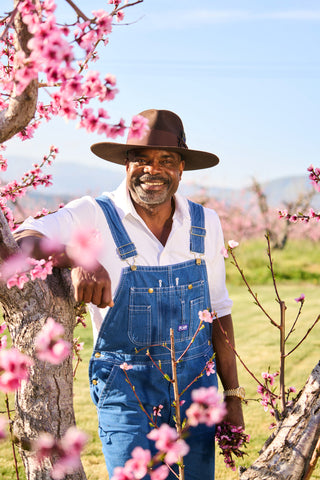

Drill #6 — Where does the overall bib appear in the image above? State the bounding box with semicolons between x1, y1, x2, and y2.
89;196;218;479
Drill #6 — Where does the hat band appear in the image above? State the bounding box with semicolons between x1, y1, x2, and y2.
126;128;188;149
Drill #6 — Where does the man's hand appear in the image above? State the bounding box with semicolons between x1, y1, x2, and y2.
224;397;245;428
71;264;113;308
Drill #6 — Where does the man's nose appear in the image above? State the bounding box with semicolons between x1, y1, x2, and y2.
143;160;162;174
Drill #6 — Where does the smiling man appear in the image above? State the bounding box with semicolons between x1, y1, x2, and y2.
15;109;244;480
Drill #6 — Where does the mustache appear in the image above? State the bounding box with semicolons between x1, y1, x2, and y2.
135;174;169;184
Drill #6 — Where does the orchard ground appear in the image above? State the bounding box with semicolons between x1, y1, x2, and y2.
0;238;319;479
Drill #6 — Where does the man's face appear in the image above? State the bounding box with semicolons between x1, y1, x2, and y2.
126;148;185;207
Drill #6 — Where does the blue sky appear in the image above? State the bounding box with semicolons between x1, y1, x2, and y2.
4;0;320;189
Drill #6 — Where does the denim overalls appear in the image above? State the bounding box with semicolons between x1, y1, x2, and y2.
89;196;218;480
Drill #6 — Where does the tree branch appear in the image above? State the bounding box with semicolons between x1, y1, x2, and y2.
0;0;38;144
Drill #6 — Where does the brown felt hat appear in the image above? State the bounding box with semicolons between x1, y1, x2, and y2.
90;109;219;171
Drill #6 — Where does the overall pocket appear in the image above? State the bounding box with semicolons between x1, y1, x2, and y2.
128;280;208;346
89;358;118;407
128;303;152;346
174;279;206;343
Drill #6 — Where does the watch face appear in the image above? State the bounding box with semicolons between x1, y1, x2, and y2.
239;387;245;399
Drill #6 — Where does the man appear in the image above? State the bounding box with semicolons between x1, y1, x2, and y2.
15;109;244;479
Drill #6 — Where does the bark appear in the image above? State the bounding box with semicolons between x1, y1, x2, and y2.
0;0;38;144
0;210;87;479
240;361;320;480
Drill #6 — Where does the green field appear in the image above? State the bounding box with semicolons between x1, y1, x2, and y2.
0;239;319;479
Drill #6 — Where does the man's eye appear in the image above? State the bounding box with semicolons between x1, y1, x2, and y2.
161;159;174;166
135;159;148;165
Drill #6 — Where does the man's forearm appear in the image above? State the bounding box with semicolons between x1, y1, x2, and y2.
13;229;73;268
212;313;245;426
211;313;240;390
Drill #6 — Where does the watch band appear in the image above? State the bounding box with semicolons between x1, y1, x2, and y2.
223;386;245;400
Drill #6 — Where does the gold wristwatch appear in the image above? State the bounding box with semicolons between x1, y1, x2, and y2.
223;386;245;401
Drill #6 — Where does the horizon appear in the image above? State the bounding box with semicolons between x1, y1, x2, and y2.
3;0;319;189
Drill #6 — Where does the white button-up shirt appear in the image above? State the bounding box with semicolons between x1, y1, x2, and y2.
17;180;232;343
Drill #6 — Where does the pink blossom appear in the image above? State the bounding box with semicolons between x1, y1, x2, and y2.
257;384;264;395
125;447;151;479
59;426;88;457
35;318;71;365
198;309;213;323
34;432;56;463
0;323;6;335
105;73;117;86
150;465;169;480
34;427;87;480
288;386;296;393
0;347;33;392
0;416;7;440
116;11;125;22
262;371;275;386
29;258;53;281
147;424;189;465
0;336;7;350
215;422;250;471
153;404;163;417
120;362;133;371
228;240;239;249
66;228;102;271
73;338;84;357
111;466;134;480
205;360;216;376
220;246;229;258
128;115;150;140
40;236;64;255
186;386;226;427
294;293;305;303
0;253;29;282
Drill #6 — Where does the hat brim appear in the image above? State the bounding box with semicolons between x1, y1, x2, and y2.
90;142;219;171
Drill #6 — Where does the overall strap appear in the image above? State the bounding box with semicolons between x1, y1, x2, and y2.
188;200;206;255
96;195;137;260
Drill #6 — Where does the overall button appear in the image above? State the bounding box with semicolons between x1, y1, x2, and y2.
92;379;98;385
148;288;154;293
95;352;101;358
188;284;193;290
196;258;201;265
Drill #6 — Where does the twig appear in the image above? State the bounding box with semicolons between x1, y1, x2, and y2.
279;300;286;411
266;234;282;304
215;315;277;399
170;329;185;480
73;355;82;378
146;350;173;382
5;394;20;480
178;359;210;399
64;0;90;22
302;435;320;480
115;0;144;14
285;300;304;342
121;369;155;426
284;315;320;358
229;248;280;329
0;6;18;42
176;320;204;363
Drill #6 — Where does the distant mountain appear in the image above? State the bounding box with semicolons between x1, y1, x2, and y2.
180;175;319;209
3;158;319;212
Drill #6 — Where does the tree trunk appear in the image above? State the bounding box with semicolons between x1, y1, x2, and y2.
0;0;38;144
0;210;87;479
240;361;320;480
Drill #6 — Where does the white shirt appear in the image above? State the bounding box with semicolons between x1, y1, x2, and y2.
17;180;232;343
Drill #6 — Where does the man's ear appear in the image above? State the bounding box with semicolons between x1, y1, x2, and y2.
179;160;185;179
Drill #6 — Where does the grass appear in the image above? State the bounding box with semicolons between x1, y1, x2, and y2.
0;238;320;479
225;238;320;286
